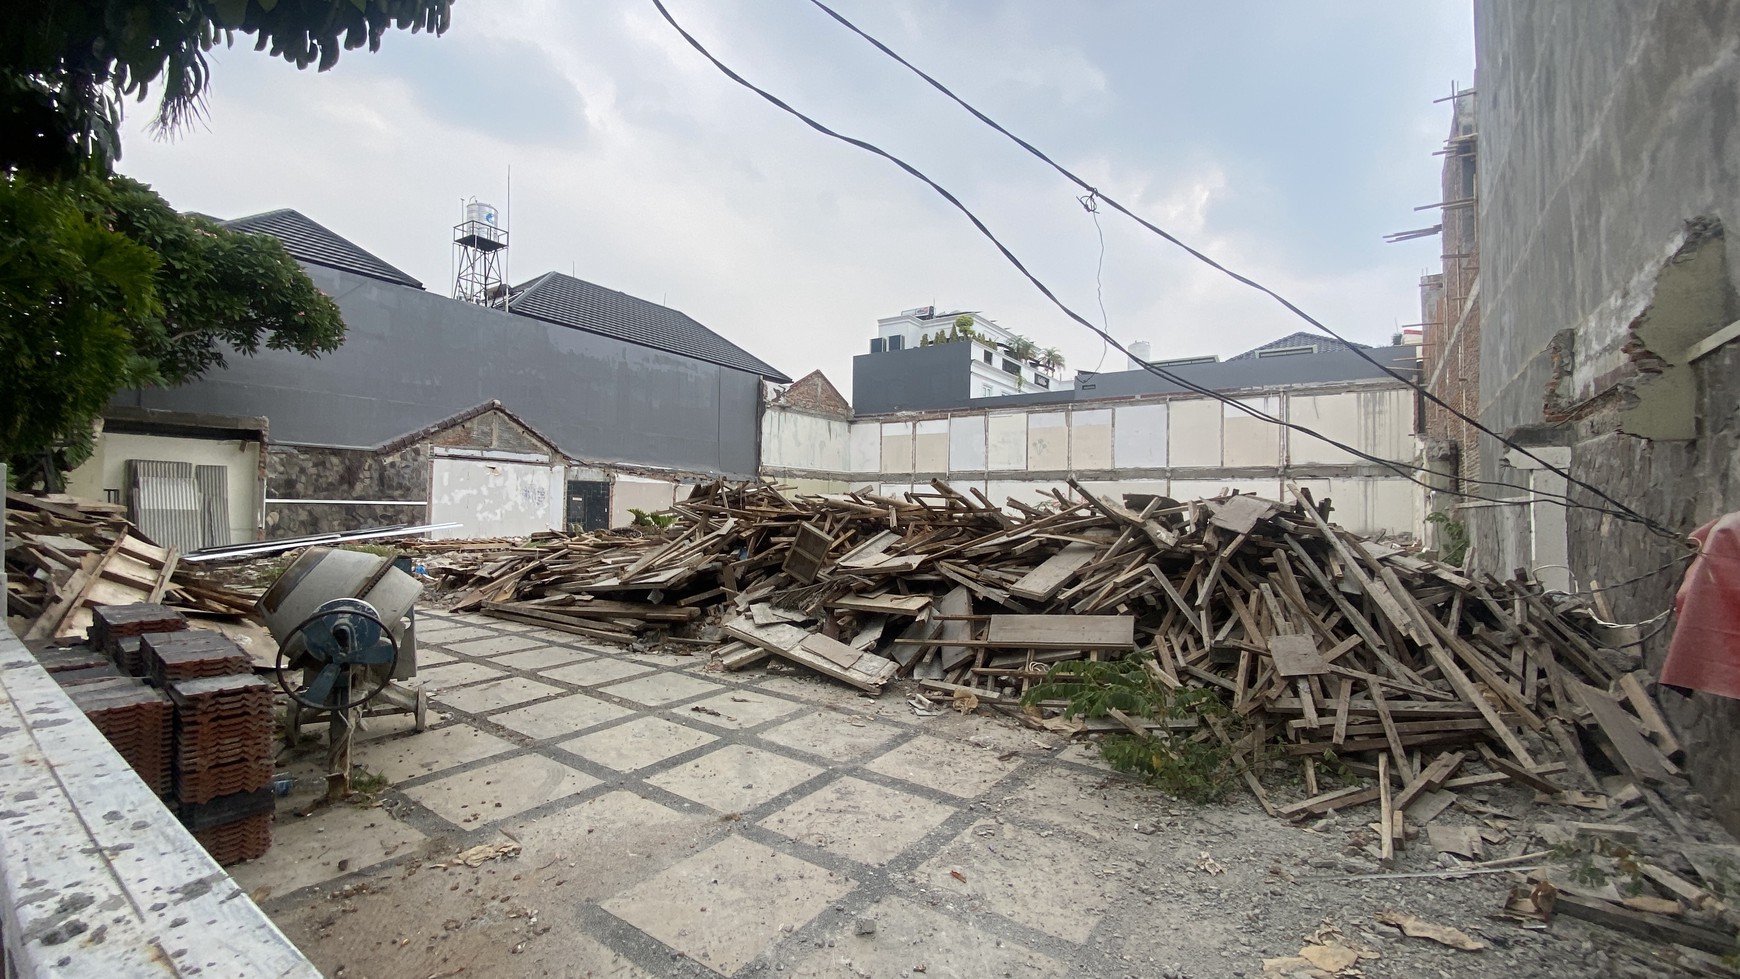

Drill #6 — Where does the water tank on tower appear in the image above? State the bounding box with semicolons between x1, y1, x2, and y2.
453;197;509;306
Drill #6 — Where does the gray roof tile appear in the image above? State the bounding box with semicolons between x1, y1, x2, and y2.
222;209;424;289
508;272;789;381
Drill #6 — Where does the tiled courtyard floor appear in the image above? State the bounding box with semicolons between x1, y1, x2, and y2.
238;611;1669;979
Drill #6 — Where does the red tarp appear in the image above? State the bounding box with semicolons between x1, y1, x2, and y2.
1662;513;1740;700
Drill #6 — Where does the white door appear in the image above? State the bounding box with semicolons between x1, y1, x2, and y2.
429;458;565;539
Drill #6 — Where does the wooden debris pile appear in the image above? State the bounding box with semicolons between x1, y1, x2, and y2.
5;492;258;640
428;478;1685;825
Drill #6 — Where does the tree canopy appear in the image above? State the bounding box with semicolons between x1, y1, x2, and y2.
0;174;345;476
2;1;453;175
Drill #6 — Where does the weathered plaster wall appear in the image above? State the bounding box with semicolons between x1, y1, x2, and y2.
1474;0;1740;830
68;433;264;543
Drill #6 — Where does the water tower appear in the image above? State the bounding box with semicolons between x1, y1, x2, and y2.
452;198;508;306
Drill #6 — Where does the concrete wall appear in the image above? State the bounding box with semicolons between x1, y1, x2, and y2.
763;380;1424;538
429;458;565;540
1473;0;1740;831
114;265;764;477
610;475;680;530
67;433;263;543
760;406;850;478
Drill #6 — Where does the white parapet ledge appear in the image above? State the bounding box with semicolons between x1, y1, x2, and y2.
0;627;320;977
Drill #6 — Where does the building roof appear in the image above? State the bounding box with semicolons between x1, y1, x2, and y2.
509;272;790;382
222;209;425;290
1227;331;1368;361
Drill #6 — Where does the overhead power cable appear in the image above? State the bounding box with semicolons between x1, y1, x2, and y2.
797;0;1679;542
646;0;1671;526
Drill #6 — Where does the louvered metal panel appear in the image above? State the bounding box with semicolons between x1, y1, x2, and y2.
194;465;232;548
127;460;202;553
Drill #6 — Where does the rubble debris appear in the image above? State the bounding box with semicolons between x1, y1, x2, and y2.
420;478;1684;827
5;492;259;639
1373;910;1487;951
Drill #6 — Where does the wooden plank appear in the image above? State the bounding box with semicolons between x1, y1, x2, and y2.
1208;495;1274;535
781;522;832;584
1267;634;1329;677
146;547;180;603
1008;542;1097;601
827;593;933;616
1568;680;1672;785
790;634;899;691
1378;752;1395;862
984;614;1135;649
1549;893;1738;955
1617;672;1682;757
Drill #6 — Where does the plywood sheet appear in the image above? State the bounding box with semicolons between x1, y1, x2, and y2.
985;614;1134;649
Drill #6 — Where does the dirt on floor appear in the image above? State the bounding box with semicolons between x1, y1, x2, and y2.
241;612;1736;979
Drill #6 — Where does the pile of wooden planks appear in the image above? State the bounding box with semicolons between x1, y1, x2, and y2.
427;478;1685;825
5;493;258;641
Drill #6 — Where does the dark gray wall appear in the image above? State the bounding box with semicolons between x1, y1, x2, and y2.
115;266;764;476
1474;1;1740;832
851;340;1415;415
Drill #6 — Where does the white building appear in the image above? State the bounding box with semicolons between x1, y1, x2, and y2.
871;307;1059;398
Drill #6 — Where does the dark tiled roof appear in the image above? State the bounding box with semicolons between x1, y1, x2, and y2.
508;272;789;382
222;209;424;289
1228;331;1368;361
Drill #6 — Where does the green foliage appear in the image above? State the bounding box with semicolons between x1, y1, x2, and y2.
1425;510;1470;566
1040;346;1064;372
954;313;974;332
1549;835;1645;893
0;176;159;470
1006;334;1039;363
0;173;346;474
629;508;678;529
1;1;453;175
1022;656;1241;802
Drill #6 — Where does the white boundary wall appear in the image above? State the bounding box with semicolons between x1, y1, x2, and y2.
762;381;1424;538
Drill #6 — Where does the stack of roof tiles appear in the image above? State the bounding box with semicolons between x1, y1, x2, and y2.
166;673;275;864
66;678;174;796
144;631;251;685
91;604;187;675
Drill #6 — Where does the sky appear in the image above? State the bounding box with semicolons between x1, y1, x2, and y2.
118;1;1474;395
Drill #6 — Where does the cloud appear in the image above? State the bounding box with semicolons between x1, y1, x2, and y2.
115;1;1472;400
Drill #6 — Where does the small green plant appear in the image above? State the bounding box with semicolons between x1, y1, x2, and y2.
1549;835;1645;893
1425;510;1470;566
1022;656;1241;802
629;508;677;529
346;768;391;805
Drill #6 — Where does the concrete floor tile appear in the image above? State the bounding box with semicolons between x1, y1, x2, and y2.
544;657;655;687
230;804;425;898
760;776;956;866
420;660;509;689
916;819;1114;943
602;835;854;976
492;692;634;740
353;724;517;783
756;709;904;763
442;634;545;657
598;671;724;706
492;646;589;671
416;625;495;644
402;752;599;825
558;715;719;772
414;647;455;667
646;743;824;814
786;896;1066;978
434;676;565;714
680;690;806;731
863;735;1022;798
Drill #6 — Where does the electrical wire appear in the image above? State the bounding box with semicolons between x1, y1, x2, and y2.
647;0;1674;525
798;0;1681;543
1082;191;1111;376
